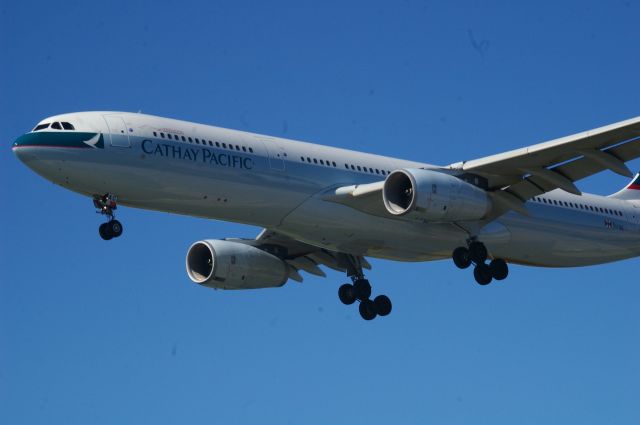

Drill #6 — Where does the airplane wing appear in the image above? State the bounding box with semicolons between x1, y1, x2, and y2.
323;117;640;220
447;116;640;212
232;229;371;282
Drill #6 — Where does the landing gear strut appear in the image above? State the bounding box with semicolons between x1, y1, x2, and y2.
338;256;392;321
452;239;509;285
94;194;123;241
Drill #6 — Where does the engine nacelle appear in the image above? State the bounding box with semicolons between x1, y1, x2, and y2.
382;168;491;221
186;239;288;290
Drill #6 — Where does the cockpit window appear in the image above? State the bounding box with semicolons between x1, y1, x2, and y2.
33;123;50;131
61;122;75;130
51;122;62;130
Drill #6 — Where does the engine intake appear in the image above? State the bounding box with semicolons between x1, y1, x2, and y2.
383;169;491;221
186;239;288;290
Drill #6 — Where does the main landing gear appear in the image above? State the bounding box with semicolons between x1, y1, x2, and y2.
452;240;508;285
337;257;392;321
94;193;123;241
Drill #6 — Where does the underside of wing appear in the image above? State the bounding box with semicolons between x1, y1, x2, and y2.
448;116;640;214
235;229;371;283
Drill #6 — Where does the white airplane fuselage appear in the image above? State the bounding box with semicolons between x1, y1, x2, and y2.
13;111;640;268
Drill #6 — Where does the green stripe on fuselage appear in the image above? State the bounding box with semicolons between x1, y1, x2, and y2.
13;132;104;149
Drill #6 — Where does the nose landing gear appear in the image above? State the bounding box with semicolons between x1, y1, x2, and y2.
452;240;509;285
94;194;123;240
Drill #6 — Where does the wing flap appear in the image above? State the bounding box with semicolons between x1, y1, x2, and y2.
445;117;640;217
451;116;640;189
249;230;367;282
286;256;326;277
503;137;640;203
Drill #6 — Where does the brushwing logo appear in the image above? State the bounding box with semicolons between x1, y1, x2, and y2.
83;133;104;149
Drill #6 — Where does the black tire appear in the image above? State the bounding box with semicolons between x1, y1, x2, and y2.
452;247;472;269
489;259;508;280
338;284;357;305
353;279;372;300
374;295;392;316
109;220;123;238
99;222;113;240
359;299;377;321
473;263;492;285
469;241;488;263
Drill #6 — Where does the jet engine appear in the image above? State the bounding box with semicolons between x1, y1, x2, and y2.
382;168;491;221
186;239;289;290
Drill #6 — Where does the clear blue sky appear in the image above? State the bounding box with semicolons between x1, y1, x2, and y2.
1;1;639;424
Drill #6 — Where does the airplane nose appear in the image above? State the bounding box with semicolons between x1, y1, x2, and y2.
12;133;38;164
13;131;105;182
12;131;103;161
13;133;28;148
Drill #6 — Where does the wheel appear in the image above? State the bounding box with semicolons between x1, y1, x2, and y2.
489;259;508;280
452;247;472;269
99;222;113;240
353;279;372;300
468;241;488;263
359;299;377;320
109;220;123;238
338;284;357;305
473;263;492;285
374;295;392;316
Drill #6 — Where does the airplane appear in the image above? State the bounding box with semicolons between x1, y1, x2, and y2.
12;112;640;320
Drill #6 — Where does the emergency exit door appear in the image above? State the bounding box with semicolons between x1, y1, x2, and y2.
259;138;285;171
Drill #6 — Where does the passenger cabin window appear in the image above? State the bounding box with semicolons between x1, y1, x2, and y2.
33;123;50;131
51;122;62;130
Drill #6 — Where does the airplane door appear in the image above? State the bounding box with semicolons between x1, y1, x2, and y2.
260;138;285;171
103;114;131;147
